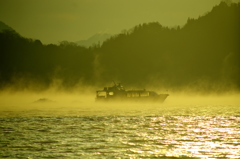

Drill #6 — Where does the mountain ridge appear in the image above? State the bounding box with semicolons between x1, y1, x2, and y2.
0;1;239;91
75;33;111;47
0;21;14;32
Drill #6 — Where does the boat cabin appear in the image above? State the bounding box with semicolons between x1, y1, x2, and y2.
96;83;168;102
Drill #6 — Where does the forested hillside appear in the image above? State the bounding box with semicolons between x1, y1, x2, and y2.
99;2;240;89
0;2;239;91
0;30;94;89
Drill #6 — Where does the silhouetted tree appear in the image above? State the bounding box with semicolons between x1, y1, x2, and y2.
0;1;239;91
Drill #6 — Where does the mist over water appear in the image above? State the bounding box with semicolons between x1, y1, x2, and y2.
0;89;240;158
0;89;239;117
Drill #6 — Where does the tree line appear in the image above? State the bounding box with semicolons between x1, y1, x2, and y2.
0;1;239;91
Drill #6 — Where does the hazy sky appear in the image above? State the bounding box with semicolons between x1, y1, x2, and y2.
0;0;226;44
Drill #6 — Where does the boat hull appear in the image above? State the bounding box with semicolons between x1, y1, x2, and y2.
96;94;169;103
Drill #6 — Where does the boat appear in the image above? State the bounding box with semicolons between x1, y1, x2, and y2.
96;82;169;102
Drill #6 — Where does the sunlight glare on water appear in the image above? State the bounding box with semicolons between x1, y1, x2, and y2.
0;115;239;158
0;92;239;158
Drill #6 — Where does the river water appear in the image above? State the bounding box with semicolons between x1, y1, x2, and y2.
0;93;239;158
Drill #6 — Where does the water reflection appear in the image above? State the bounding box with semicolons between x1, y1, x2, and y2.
0;116;239;158
130;116;240;158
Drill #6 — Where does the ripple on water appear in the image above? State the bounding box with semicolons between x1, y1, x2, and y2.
0;115;239;158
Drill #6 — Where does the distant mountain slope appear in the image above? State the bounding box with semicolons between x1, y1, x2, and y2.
0;21;14;32
75;33;111;47
98;2;240;87
0;2;239;91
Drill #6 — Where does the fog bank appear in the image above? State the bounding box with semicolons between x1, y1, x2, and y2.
0;88;239;117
